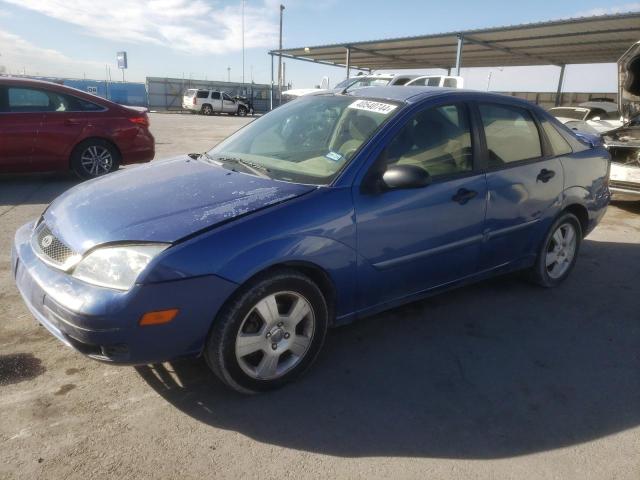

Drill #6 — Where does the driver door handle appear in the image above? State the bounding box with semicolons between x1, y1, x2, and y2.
452;188;478;205
537;168;556;183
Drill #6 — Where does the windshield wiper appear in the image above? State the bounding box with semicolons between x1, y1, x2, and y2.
212;155;272;178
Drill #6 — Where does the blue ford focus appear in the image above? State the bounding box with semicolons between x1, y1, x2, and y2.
13;87;610;393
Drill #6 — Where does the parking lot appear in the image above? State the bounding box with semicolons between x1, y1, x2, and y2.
1;113;639;480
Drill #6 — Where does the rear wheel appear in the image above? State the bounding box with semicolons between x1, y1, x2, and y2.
204;270;328;394
201;104;213;116
70;139;119;180
528;212;582;287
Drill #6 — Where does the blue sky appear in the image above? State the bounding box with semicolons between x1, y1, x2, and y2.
0;0;638;92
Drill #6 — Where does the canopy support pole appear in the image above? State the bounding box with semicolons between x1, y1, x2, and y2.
455;34;464;76
346;47;351;79
555;64;566;106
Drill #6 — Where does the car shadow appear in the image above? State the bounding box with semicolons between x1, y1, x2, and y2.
0;173;80;208
611;200;640;214
140;238;639;459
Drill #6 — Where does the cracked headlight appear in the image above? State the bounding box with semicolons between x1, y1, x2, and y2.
72;244;169;290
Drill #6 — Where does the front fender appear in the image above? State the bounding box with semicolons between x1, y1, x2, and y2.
217;234;358;318
142;187;358;318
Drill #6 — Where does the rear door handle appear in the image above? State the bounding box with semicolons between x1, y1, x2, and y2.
537;169;556;183
452;188;478;205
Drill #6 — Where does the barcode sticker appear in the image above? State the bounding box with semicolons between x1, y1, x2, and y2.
348;100;397;115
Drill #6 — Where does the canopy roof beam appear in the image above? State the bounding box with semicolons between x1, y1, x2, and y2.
463;35;562;67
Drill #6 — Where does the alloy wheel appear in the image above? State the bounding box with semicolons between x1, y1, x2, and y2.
80;146;113;177
235;291;315;380
545;222;577;279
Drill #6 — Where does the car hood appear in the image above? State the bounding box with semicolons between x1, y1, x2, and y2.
44;156;315;253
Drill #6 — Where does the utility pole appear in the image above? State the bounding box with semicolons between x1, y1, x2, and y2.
242;0;245;85
278;4;284;98
227;66;231;82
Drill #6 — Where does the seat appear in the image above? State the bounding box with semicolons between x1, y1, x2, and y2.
337;113;379;159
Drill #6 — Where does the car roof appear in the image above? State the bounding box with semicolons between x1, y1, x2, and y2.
345;86;536;107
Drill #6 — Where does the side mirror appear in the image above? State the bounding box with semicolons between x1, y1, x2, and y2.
382;164;431;190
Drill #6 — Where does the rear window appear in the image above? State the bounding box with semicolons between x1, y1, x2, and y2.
184;89;197;97
197;90;209;99
549;108;587;121
479;103;542;166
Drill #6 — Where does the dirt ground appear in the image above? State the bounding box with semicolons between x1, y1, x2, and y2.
1;113;639;480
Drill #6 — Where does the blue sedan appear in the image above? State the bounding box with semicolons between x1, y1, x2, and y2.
13;87;610;393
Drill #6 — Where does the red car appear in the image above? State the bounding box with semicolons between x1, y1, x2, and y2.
0;78;154;179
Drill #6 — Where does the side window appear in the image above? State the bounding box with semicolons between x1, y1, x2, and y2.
426;78;440;87
212;92;221;100
223;93;232;101
479;103;542;167
8;87;51;112
540;119;572;156
385;104;473;178
410;78;426;86
65;95;104;111
443;78;457;88
196;90;209;99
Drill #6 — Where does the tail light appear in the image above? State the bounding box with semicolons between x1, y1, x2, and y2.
129;116;149;127
193;97;197;105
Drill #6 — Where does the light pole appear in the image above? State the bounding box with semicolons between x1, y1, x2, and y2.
242;0;245;85
278;4;284;99
227;66;231;82
486;67;503;91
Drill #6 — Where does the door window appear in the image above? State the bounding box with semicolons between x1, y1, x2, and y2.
383;104;473;178
479;103;542;167
223;93;233;101
212;92;221;100
196;90;209;99
8;88;52;112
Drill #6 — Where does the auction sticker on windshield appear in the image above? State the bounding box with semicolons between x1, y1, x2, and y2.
348;100;397;115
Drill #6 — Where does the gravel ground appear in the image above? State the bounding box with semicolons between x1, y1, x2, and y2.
1;113;639;480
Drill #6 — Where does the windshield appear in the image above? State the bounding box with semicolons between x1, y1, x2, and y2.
207;95;401;185
549;108;588;121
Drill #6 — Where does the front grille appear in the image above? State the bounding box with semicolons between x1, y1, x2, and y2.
610;180;640;192
31;224;80;270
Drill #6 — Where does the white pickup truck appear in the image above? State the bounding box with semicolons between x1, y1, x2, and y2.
182;89;250;116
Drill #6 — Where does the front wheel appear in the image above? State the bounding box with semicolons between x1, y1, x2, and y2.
204;270;328;394
237;106;248;117
528;212;582;287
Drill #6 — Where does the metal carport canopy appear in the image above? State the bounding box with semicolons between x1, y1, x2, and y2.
271;12;640;71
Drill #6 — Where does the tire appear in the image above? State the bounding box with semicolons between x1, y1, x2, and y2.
201;104;213;116
204;269;329;394
237;106;248;117
528;212;582;288
70;139;120;180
